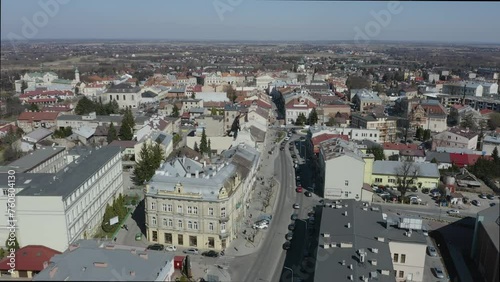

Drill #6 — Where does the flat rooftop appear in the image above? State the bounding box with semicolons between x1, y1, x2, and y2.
0;146;65;173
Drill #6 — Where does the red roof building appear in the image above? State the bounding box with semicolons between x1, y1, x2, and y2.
449;153;489;167
0;245;61;278
311;133;349;154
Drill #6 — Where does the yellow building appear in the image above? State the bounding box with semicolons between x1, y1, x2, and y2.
368;160;440;190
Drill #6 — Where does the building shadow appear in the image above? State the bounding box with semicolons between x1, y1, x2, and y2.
132;199;147;236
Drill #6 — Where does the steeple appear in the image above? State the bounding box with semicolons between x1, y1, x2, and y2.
74;66;80;82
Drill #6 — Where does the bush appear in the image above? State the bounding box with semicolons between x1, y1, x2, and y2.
421;188;430;194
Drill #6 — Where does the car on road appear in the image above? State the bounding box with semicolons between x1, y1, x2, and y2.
296;175;301;180
280;147;284;151
291;214;298;220
283;241;291;250
296;187;303;193
308;210;315;217
472;200;481;206
304;191;312;197
147;244;164;251
165;245;177;252
447;209;460;215
490;202;496;207
487;194;495;200
300;136;306;141
434;267;445;279
253;222;269;229
285;232;293;240
201;250;219;257
292;154;297;158
288;223;296;231
479;193;487;199
427;246;437;257
135;233;142;241
293;203;300;209
285;137;290;141
183;248;199;255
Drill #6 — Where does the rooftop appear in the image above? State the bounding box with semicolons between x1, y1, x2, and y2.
32;240;174;281
1;146;65;173
372;161;440;178
0;245;61;272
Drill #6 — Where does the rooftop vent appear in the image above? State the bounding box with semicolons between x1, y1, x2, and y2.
322;233;330;238
93;262;108;268
341;260;346;266
371;248;379;254
380;270;391;275
69;243;79;252
340;242;353;248
377;237;385;242
346;222;351;228
349;264;353;270
370;259;377;266
343;211;348;216
348;275;353;280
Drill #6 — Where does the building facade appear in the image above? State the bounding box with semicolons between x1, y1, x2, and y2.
102;83;141;109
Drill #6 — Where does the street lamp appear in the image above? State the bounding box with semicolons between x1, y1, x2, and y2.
283;266;294;282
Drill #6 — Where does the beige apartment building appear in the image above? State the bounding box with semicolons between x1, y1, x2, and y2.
351;113;398;143
144;144;260;251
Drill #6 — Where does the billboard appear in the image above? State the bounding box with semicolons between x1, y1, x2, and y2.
110;216;119;226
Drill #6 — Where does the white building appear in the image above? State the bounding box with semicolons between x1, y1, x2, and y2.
102;83;142;109
256;75;276;90
309;126;381;143
4;146;123;252
432;128;479;151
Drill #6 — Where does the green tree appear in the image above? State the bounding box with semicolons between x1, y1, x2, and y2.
193;141;199;153
415;127;423;140
151;142;165;169
492;147;499;164
171;104;180;118
295;113;307;126
395;160;420;199
487;112;500;130
173;134;182;146
132;143;153;185
5;235;20;251
225;86;237;103
211;107;218;116
307;108;319;125
75;96;96;115
28;103;39;112
422;129;431;141
3;144;22;162
207;139;212;158
430;158;438;164
107;122;118;144
119;109;134;140
101;204;115;233
21;81;28;94
199;128;208;154
367;146;386;160
460;113;476;130
325;117;336;126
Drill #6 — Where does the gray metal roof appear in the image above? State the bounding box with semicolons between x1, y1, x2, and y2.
57;114;123;124
24;128;53;141
16;146;121;199
425;151;451;164
2;146;65;173
372;161;440;178
32;240;174;281
314;200;427;282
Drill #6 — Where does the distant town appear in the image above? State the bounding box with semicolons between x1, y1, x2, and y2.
0;40;499;282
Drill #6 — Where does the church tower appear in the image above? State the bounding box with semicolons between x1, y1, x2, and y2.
74;67;80;83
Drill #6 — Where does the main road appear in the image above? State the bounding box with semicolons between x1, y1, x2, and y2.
228;135;300;282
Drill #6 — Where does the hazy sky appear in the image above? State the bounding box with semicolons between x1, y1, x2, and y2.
2;0;500;43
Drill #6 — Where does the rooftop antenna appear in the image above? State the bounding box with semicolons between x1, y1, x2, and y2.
461;83;467;106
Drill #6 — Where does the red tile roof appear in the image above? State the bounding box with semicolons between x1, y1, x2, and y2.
285;97;317;109
18;111;60;121
479;109;494;116
41;105;72;112
382;142;418;151
0;124;19;133
0;245;61;271
449;153;490;167
312;134;349;154
240;99;272;109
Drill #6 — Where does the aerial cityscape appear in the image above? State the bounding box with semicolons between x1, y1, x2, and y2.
0;0;499;281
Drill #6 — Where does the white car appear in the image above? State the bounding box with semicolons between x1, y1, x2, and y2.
447;209;460;215
253;222;268;229
165;245;177;252
293;203;300;209
285;137;290;141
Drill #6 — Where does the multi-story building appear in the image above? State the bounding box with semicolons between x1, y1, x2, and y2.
134;131;173;162
144;144;260;251
56;112;123;131
481;133;500;156
0;146;67;173
442;81;484;97
0;146;123;252
285;96;317;125
471;206;499;282
408;100;447;132
351;89;383;111
369;161;440;190
102;83;141;109
17;111;60;133
351;113;398;143
436;94;500;112
317;138;373;200
0;245;61;279
181;99;204;114
309;126;381;144
432;128;479;151
32;240;175;281
313;199;427;282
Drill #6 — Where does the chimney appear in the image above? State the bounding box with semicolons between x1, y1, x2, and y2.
93;262;108;268
130;271;135;277
43;261;49;269
131;249;136;254
69;243;80;252
139;253;148;260
195;170;199;178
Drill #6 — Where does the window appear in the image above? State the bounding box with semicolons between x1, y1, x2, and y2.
178;220;183;229
116;94;119;100
167;219;173;227
151;216;157;226
162;204;167;212
345;180;349;186
162;218;167;226
375;178;382;183
221;207;226;217
393;253;398;262
193;221;198;230
177;205;182;213
178;234;183;245
400;254;406;263
388;179;396;183
123;95;126;100
109;95;112;101
208;207;214;216
150;202;156;210
187;206;192;214
398;271;404;278
152;231;158;242
209;222;214;231
189;235;197;247
167;204;172;212
164;233;172;244
221;222;226;232
193;207;198;215
188;221;193;229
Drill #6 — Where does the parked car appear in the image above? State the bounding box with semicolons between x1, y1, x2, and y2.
285;232;293;241
434;267;445;279
253;222;268;229
288;223;296;231
487;194;495;200
202;250;219;257
296;187;303;193
490;202;496;207
291;214;298;220
447;209;460;215
165;245;177;252
147;244;164;251
472;200;481;207
285;137;290;141
293;203;300;209
183;248;199;255
427;246;437;257
479;193;487;199
135;233;142;241
283;241;291;250
304;191;312;197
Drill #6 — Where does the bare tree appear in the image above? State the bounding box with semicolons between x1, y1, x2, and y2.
395;160;420;199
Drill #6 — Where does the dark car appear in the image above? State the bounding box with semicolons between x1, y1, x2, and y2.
291;214;298;220
201;250;219;257
283;241;291;250
288;223;296;231
304;191;312;197
146;244;164;251
285;232;293;241
487;194;495;200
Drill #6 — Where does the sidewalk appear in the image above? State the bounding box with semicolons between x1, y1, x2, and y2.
225;129;281;258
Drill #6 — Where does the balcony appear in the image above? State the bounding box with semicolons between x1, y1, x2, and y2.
219;215;229;222
219;231;229;239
